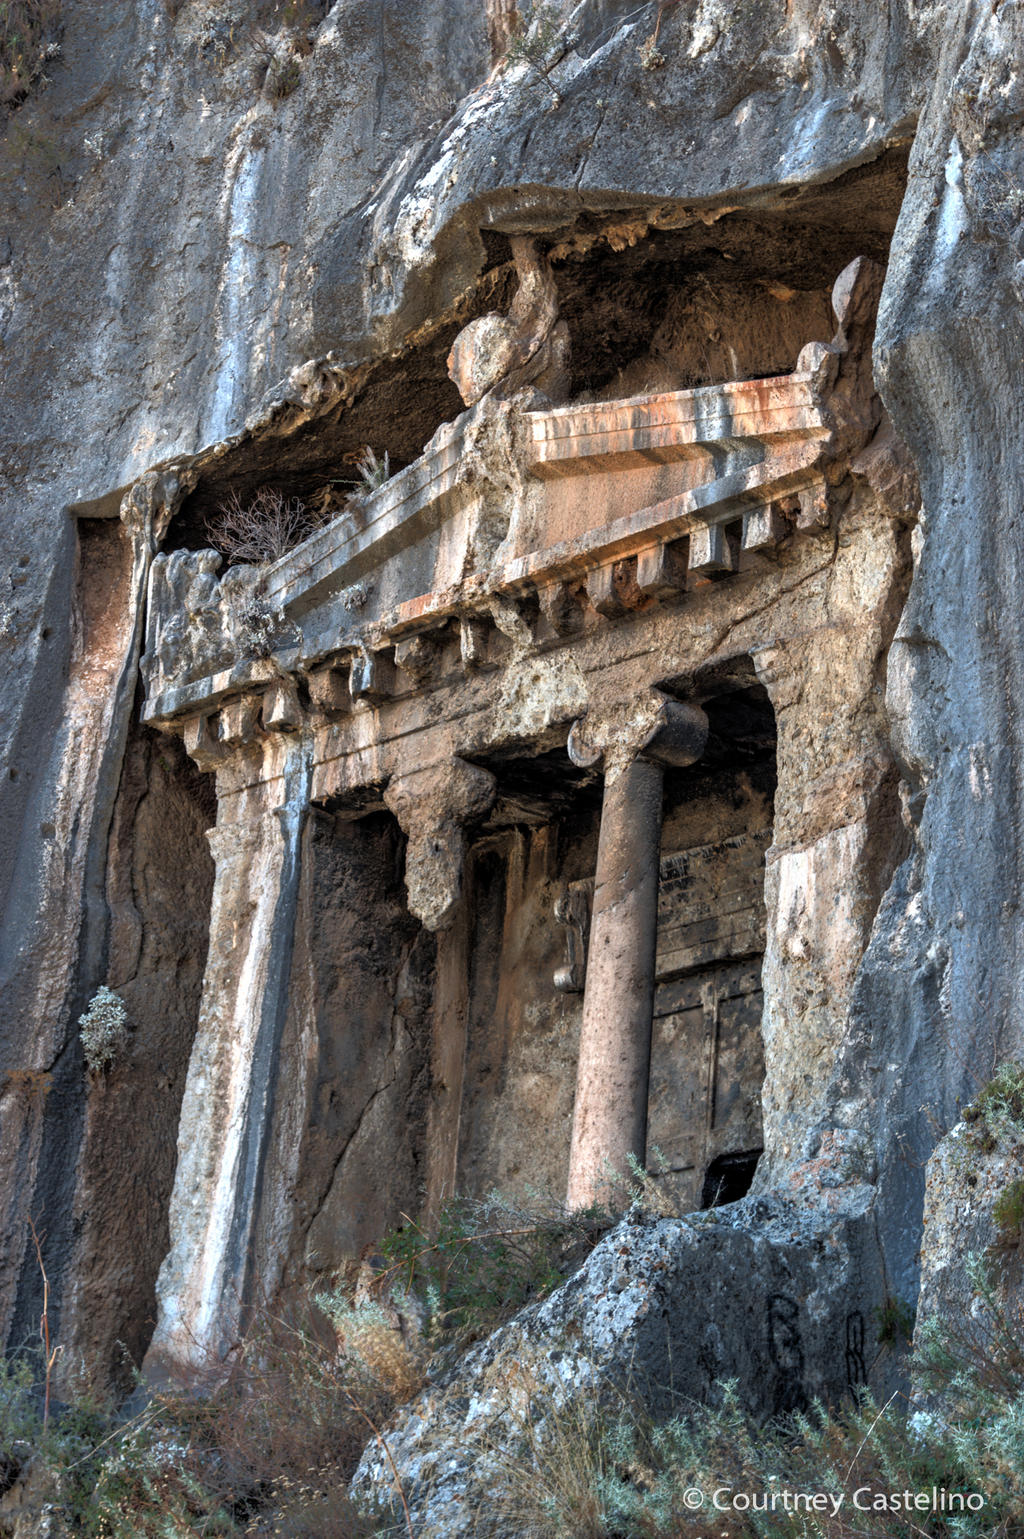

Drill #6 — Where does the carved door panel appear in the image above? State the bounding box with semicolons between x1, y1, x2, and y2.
706;961;764;1162
646;982;710;1212
648;960;765;1212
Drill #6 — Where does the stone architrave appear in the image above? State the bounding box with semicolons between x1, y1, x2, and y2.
564;694;708;1210
145;738;312;1380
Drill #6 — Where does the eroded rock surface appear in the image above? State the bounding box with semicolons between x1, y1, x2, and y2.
914;1079;1024;1380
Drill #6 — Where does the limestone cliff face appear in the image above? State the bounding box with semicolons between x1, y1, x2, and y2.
1;0;1021;1404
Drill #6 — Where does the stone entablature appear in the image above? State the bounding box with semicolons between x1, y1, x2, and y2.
141;262;876;737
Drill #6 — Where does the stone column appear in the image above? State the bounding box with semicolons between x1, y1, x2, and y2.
565;694;707;1211
145;728;312;1381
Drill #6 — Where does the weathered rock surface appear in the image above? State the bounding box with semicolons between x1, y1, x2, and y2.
914;1087;1024;1373
353;1182;886;1537
832;0;1024;1304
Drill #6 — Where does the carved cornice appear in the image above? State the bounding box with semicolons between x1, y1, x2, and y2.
141;259;890;738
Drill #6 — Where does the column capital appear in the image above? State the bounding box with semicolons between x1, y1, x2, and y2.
567;691;708;781
384;758;497;932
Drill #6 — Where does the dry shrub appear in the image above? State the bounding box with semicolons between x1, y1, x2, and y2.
0;0;61;109
172;1291;395;1510
316;1292;426;1405
207;486;327;566
487;1376;1024;1539
484;1257;1024;1539
0;1288;398;1536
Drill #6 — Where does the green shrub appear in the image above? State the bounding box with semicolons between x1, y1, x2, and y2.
962;1061;1024;1134
504;2;569;104
374;1190;610;1346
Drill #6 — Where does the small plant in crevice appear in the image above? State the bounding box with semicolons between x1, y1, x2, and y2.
504;1;571;106
206;485;327;567
963;1059;1024;1133
197;0;327;82
960;1058;1024;1162
991;1177;1024;1250
0;0;62;112
353;445;391;494
78;985;130;1074
241;21;304;100
637;0;683;72
873;1293;916;1348
264;49;301;99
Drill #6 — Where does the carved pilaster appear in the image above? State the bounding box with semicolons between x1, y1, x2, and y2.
146;740;313;1380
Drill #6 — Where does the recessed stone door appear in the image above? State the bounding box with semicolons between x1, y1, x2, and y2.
649;958;765;1213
